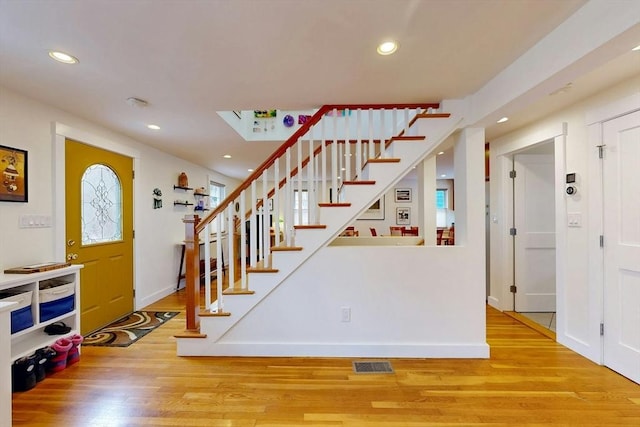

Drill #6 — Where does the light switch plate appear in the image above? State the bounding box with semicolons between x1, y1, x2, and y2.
567;212;582;227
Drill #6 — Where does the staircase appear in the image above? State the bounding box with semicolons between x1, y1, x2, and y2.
176;103;464;357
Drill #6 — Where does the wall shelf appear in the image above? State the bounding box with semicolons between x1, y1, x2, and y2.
173;185;193;191
174;201;194;206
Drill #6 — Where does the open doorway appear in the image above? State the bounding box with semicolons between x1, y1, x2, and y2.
511;141;556;331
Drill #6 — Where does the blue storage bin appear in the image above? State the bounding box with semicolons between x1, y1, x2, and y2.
40;294;75;322
0;289;34;334
11;305;34;333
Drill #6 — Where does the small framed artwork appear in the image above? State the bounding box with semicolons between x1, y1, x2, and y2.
358;196;385;220
396;207;410;225
394;188;412;203
0;145;28;203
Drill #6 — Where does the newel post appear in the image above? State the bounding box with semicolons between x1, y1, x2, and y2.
183;214;201;331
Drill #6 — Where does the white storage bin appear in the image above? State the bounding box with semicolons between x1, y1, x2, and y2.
39;282;75;322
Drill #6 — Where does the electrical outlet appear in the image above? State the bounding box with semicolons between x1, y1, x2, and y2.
341;307;351;322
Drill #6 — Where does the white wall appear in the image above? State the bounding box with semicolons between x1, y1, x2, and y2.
488;75;640;363
0;86;240;309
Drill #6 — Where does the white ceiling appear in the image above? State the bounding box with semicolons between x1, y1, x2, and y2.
0;0;637;180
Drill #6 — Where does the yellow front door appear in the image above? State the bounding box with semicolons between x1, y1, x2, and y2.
65;139;134;335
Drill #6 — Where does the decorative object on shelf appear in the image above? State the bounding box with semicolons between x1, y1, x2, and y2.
178;172;189;188
396;207;410;225
0;144;28;202
193;187;208;211
283;114;294;127
152;188;163;209
298;114;312;125
394;188;412;203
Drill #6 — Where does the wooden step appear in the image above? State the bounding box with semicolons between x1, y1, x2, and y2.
390;135;425;141
318;202;351;207
223;288;255;295
200;311;231;317
271;246;303;252
366;158;401;164
294;224;327;229
174;331;207;339
246;259;279;273
415;113;451;119
343;180;375;185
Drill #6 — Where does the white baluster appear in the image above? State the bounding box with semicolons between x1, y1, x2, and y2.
262;169;269;267
204;222;212;310
321;119;327;204
331;109;338;203
285;147;293;245
239;191;247;289
393;107;398;136
296;138;303;225
215;213;223;309
380;108;386;158
368;108;374;159
250;180;257;267
273;159;280;248
227;203;234;287
356;109;362;179
345;111;351;181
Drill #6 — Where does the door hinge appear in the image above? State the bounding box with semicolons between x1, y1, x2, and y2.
132;170;135;179
509;170;517;179
133;230;135;239
597;145;606;159
510;285;517;293
600;323;604;336
133;289;136;297
510;227;517;236
599;235;604;248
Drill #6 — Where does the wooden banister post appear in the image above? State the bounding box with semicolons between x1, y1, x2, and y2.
183;214;201;332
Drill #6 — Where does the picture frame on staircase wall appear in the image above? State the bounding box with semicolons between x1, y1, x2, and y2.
358;196;385;220
396;207;410;225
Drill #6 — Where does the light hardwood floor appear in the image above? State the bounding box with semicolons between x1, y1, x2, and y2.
12;290;640;426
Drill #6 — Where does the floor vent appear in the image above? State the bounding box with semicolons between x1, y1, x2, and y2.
352;360;394;374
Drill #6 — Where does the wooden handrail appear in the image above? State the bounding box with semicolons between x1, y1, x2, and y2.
195;103;438;234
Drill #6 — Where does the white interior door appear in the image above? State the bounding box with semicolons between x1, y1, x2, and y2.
603;110;640;384
514;153;556;312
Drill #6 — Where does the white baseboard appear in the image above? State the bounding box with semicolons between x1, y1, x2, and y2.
176;341;490;359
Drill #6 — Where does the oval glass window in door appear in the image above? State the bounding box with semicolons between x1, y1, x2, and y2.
81;164;123;245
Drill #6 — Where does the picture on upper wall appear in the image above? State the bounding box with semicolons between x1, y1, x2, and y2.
394;188;412;202
0;145;28;202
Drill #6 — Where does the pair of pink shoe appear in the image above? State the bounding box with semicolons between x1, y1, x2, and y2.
48;334;83;373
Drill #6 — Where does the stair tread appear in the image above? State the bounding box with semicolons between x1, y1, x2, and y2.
174;331;207;339
366;158;401;163
246;267;279;273
271;246;303;251
223;288;255;295
391;135;426;141
200;311;231;317
294;224;327;229
318;203;351;207
343;180;375;185
415;113;451;118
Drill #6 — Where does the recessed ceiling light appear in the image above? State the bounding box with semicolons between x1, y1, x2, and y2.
377;41;398;56
497;117;509;124
147;124;160;130
437;151;445;155
48;51;79;64
441;174;447;178
632;45;640;51
223;154;232;159
247;168;254;172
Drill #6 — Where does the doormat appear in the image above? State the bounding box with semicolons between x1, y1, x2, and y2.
82;311;179;347
352;360;394;374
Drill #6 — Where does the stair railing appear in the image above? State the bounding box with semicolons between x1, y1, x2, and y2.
182;103;440;332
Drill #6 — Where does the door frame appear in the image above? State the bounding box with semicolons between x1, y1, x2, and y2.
51;122;141;308
488;123;567;322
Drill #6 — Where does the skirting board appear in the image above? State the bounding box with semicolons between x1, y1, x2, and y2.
176;341;490;359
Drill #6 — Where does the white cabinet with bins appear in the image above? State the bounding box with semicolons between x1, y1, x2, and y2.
0;265;82;362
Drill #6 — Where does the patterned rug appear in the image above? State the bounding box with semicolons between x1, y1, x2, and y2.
83;311;179;347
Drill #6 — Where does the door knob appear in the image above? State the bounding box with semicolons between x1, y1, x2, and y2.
66;253;78;261
67;239;76;247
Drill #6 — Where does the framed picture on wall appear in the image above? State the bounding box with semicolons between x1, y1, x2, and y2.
358;196;385;220
394;188;412;202
0;145;28;203
396;207;410;225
